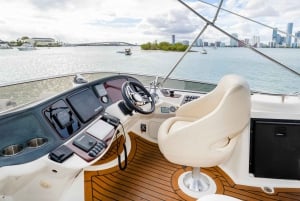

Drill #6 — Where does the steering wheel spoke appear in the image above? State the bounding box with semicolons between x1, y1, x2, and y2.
121;81;155;114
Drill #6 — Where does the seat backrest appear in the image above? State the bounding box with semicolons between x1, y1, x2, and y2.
206;74;251;139
178;74;250;140
159;74;251;167
176;74;250;122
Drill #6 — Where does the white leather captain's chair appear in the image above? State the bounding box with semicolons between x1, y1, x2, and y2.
158;74;251;194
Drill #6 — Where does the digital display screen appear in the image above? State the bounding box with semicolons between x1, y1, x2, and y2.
160;107;170;113
67;88;103;123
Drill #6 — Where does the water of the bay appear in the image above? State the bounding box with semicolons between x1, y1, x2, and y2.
0;46;299;94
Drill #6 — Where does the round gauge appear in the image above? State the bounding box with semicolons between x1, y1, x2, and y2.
101;95;109;104
169;106;177;112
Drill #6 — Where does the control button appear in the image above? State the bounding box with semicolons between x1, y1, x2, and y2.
98;140;107;148
88;151;97;157
94;146;101;152
181;95;199;105
101;95;109;104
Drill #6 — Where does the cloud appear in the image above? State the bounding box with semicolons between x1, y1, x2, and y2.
0;0;300;44
145;9;199;35
89;17;142;28
244;1;279;18
30;0;69;10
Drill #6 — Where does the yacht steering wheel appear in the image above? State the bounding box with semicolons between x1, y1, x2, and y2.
121;81;155;114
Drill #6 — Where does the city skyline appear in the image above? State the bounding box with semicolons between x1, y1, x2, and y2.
171;22;300;48
3;20;299;48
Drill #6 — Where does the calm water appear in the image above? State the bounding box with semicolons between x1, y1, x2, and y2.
0;46;299;94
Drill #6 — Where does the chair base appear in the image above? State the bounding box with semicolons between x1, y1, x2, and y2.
183;167;209;192
178;168;216;199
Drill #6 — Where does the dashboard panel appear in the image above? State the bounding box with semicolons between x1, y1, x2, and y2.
104;78;127;103
0;75;140;167
67;88;103;123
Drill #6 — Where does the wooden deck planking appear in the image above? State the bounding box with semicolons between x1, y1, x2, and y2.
85;132;300;201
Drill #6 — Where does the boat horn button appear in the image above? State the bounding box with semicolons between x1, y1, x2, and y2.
133;93;143;102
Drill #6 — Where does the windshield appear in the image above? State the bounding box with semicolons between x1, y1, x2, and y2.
0;0;300;111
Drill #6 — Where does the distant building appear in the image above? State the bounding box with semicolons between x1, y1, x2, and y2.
215;41;221;47
271;27;287;47
195;38;203;47
172;35;175;44
279;36;285;46
244;38;250;45
230;33;238;47
181;40;189;46
252;36;260;47
286;23;293;47
25;37;57;46
269;41;276;48
272;28;278;44
203;42;209;47
295;31;300;44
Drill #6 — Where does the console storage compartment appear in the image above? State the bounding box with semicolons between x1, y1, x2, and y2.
250;118;300;180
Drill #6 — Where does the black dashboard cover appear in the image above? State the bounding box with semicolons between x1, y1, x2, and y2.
49;145;73;163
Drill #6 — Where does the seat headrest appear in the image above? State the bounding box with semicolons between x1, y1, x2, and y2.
217;74;250;92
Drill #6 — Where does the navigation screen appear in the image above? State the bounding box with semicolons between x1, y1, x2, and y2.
67;88;103;123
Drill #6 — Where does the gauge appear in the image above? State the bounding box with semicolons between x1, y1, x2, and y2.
169;106;177;112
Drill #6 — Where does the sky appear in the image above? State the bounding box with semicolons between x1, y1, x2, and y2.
1;0;300;44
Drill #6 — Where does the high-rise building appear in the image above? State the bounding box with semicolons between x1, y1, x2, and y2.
252;36;260;47
276;34;282;45
293;31;300;48
194;38;203;47
172;35;175;44
272;28;278;43
286;23;293;47
197;39;203;47
295;31;300;43
230;33;238;47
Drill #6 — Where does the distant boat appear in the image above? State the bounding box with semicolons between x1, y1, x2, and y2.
201;49;207;54
124;48;132;55
17;43;37;51
117;48;132;56
0;43;12;49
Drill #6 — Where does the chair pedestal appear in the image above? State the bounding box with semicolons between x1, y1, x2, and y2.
183;167;209;192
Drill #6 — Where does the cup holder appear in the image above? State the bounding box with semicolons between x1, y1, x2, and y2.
2;144;24;156
1;138;48;157
27;137;48;148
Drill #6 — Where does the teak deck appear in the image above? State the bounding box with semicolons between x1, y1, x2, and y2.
84;133;300;201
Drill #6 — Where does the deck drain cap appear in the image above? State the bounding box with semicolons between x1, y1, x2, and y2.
261;186;274;194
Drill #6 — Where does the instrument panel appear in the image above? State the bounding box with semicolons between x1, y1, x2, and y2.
0;75;140;167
